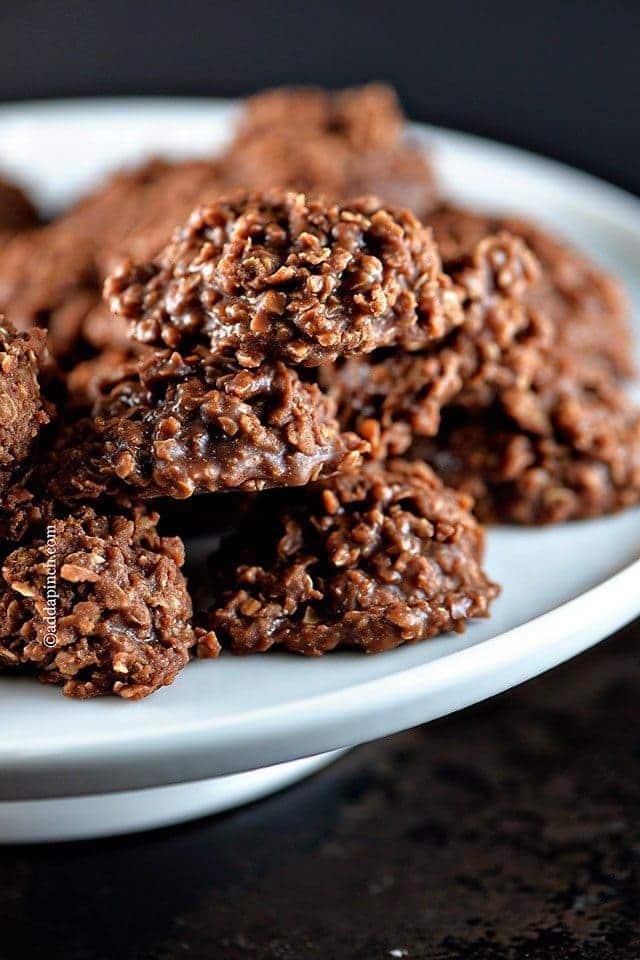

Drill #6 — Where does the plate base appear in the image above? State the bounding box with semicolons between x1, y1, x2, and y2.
1;751;344;844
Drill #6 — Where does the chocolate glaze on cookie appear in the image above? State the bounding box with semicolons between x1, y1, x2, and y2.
206;459;498;655
47;346;366;501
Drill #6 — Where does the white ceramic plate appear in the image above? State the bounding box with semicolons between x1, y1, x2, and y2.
1;99;639;809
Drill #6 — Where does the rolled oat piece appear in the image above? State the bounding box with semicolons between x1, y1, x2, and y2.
107;189;462;366
421;367;640;524
0;506;205;699
47;346;366;501
427;204;633;378
206;459;498;655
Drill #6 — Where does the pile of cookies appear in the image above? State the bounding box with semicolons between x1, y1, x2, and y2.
0;85;636;699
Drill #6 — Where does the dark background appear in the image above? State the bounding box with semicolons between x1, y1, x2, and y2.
1;0;639;194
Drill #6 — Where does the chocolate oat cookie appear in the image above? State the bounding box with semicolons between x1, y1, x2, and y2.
206;459;498;655
0;321;52;487
48;346;366;501
320;232;548;456
0;227;98;364
436;230;551;411
0;506;203;699
421;365;640;524
107;189;462;366
232;85;405;152
223;85;438;217
319;347;466;459
222;129;437;222
427;204;633;378
0;175;39;245
0;328;54;545
0;158;225;367
0;322;54;545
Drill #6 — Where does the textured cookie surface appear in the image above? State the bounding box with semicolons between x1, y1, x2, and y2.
207;459;498;655
107;190;462;366
47;346;366;501
0;507;201;699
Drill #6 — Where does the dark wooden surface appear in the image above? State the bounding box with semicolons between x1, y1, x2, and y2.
2;621;639;959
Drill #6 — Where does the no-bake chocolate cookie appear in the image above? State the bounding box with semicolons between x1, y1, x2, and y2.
0;175;39;245
320;231;547;456
107;189;462;366
427;204;632;378
0;322;54;546
232;84;405;152
47;346;366;501
0;158;225;367
0;506;201;699
223;85;438;217
421;363;640;524
206;459;498;655
320;347;466;459
0;321;51;488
